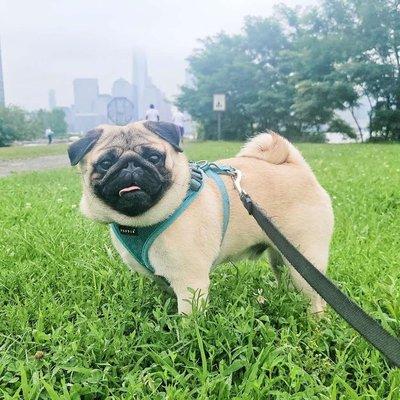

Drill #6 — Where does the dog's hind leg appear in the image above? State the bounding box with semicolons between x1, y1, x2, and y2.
282;240;330;315
267;247;285;284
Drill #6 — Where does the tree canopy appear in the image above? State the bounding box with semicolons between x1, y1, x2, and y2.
177;0;400;141
0;106;67;147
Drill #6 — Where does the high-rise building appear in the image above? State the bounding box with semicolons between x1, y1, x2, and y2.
132;50;172;121
0;41;5;106
132;49;148;119
48;89;56;110
112;78;132;99
112;78;138;120
73;78;99;113
143;77;172;122
70;79;103;132
92;94;112;123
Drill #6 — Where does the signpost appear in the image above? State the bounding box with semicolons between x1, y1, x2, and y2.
213;94;226;140
107;97;135;126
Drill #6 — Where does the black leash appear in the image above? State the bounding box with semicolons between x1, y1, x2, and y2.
230;172;400;367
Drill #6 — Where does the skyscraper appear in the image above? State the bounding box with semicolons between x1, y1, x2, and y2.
73;78;99;113
132;49;172;121
92;94;112;123
70;79;102;132
143;77;172;122
0;41;5;106
48;89;57;110
112;78;138;120
132;49;148;119
112;78;132;99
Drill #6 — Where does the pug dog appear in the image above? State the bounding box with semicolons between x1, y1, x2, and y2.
68;121;333;315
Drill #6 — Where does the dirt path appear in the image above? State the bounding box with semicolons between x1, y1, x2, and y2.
0;154;69;177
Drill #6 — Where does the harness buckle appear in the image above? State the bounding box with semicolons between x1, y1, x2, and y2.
193;160;246;196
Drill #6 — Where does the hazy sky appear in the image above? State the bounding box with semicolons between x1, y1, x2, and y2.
0;0;316;110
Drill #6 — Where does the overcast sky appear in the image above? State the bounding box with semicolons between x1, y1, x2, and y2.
0;0;316;110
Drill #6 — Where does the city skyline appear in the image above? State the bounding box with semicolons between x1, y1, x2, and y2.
0;0;316;110
62;50;172;132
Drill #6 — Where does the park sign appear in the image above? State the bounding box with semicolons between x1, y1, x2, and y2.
213;94;225;140
213;94;226;112
107;97;135;126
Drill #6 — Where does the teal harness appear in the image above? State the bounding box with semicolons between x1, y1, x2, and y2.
110;162;234;275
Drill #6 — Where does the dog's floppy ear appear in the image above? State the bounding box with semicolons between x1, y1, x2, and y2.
143;121;183;152
68;129;102;166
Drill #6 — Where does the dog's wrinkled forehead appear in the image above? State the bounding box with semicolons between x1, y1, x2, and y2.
68;121;182;166
93;123;167;155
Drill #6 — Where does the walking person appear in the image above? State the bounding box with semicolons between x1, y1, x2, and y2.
145;104;160;122
172;109;186;141
45;127;54;145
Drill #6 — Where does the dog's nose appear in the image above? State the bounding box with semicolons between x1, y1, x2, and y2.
122;161;138;173
121;162;143;179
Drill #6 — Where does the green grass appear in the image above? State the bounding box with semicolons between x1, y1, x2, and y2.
0;143;68;160
0;140;234;162
0;142;399;399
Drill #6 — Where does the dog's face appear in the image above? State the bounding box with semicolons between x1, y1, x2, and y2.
91;138;171;217
69;121;190;225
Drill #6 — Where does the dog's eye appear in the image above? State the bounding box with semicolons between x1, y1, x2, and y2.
148;153;161;164
99;160;112;171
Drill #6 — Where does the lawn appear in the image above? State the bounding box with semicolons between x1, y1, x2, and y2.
0;143;68;161
0;142;399;399
0;141;233;162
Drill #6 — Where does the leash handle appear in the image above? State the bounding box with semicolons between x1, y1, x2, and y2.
231;172;400;367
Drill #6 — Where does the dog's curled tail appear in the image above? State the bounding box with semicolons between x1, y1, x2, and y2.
237;132;307;166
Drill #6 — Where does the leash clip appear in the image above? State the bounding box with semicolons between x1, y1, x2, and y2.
232;169;247;196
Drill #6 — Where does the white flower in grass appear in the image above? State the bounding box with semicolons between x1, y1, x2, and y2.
57;198;63;203
105;246;114;259
255;288;266;304
25;203;32;208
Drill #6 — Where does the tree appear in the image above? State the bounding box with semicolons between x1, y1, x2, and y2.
0;106;67;147
0;106;38;147
177;19;303;140
32;108;67;137
303;0;400;141
178;34;260;139
353;0;400;140
285;1;361;137
178;0;400;141
50;108;67;135
242;16;302;138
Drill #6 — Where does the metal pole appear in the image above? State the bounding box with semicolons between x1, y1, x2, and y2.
217;112;221;140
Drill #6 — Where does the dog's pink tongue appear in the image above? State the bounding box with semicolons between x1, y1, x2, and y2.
119;185;141;197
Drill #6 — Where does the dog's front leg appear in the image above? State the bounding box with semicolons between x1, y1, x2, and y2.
170;271;211;315
152;214;219;315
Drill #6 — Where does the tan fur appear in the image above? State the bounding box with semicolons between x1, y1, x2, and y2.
238;132;308;166
76;124;334;315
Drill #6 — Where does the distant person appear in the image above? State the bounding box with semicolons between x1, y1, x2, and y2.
45;127;54;145
145;104;160;122
172;110;185;139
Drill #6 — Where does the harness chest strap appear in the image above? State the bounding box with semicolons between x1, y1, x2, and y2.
111;163;232;275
